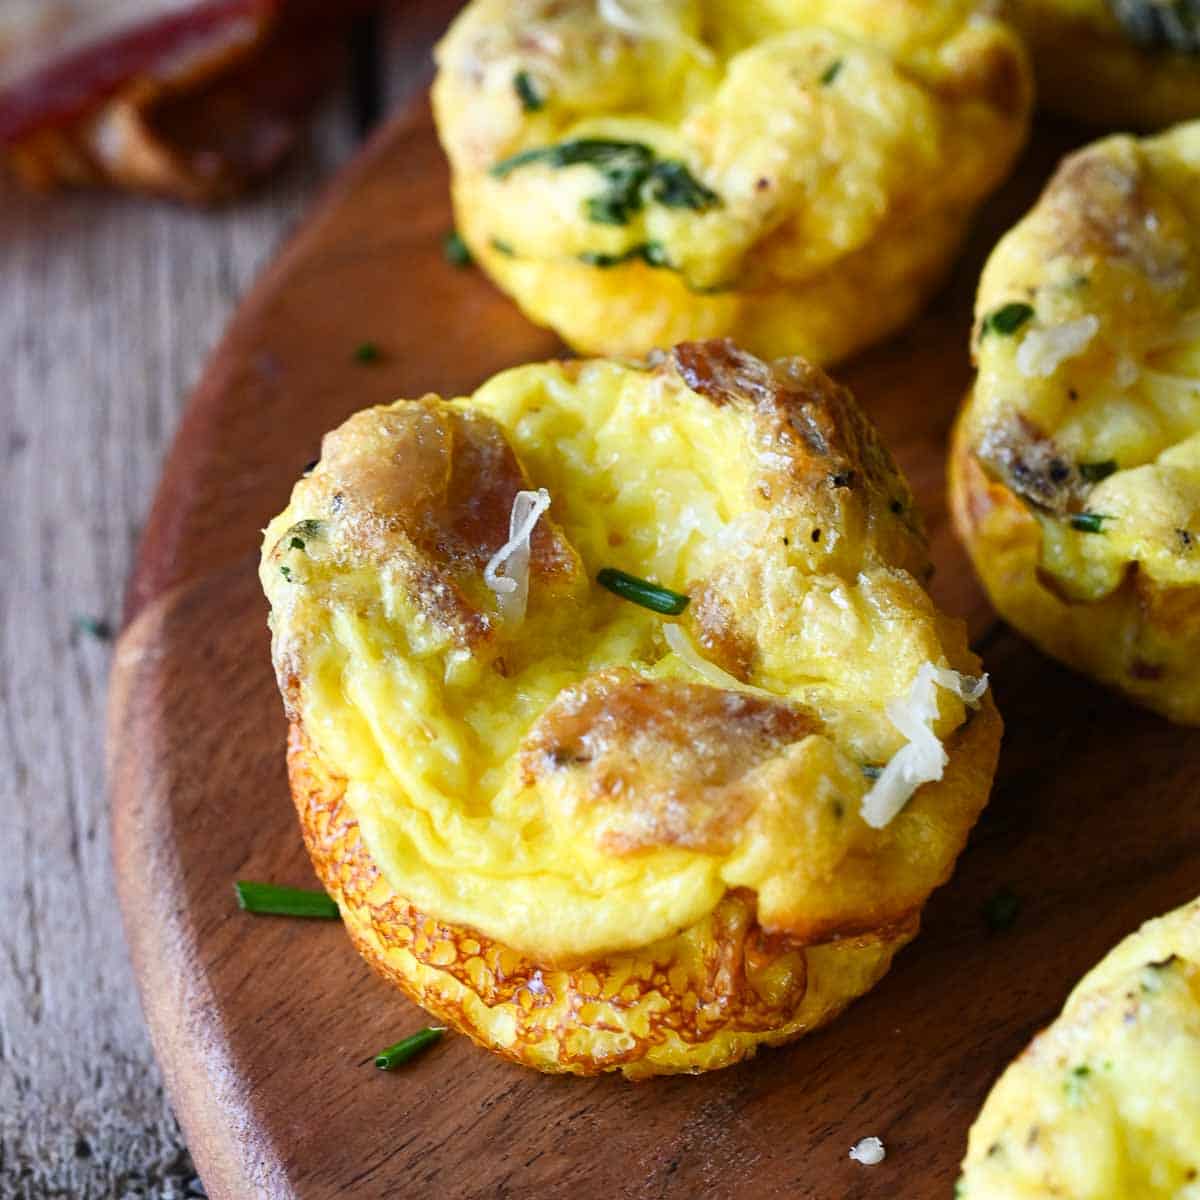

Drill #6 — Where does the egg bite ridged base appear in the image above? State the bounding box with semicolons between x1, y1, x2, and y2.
288;724;919;1079
951;119;1200;724
261;339;1002;1077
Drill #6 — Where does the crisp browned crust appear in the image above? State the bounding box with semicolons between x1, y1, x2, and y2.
288;723;917;1076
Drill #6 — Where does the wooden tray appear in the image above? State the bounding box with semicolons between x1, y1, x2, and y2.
107;75;1200;1199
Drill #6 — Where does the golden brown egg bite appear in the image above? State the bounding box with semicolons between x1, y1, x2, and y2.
261;340;1002;1077
431;0;1032;366
958;898;1200;1199
950;119;1200;724
1003;0;1200;129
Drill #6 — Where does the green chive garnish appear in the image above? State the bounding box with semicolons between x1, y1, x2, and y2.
597;568;689;615
234;881;339;919
513;70;543;112
443;230;473;268
490;237;515;257
1078;460;1118;484
279;565;293;581
73;615;113;641
820;59;843;85
353;341;381;364
375;1027;445;1070
1070;512;1110;533
982;302;1035;338
289;536;306;551
983;886;1021;933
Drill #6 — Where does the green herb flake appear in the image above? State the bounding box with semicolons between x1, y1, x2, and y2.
648;160;720;211
1070;512;1111;534
597;567;689;615
820;59;844;85
289;537;306;552
579;242;672;270
982;302;1035;338
234;881;339;919
513;70;544;112
1079;460;1118;484
279;565;293;581
375;1026;446;1070
73;615;113;642
983;886;1021;934
490;237;516;257
490;138;719;228
442;230;473;268
353;341;381;365
1065;1064;1091;1106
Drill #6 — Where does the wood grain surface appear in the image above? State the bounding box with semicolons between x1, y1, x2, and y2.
0;5;460;1196
104;70;1200;1200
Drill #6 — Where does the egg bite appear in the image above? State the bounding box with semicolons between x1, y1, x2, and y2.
260;340;1002;1077
950;119;1200;724
431;0;1032;366
1003;0;1200;130
958;898;1200;1198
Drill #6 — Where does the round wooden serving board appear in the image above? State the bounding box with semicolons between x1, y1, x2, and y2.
108;77;1200;1200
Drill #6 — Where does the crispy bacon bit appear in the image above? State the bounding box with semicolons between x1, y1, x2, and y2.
978;414;1088;515
521;669;817;853
317;400;580;645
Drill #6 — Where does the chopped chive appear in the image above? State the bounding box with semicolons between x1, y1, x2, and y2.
579;241;671;270
1064;1064;1091;1105
983;886;1021;933
490;237;515;257
982;302;1035;338
279;565;293;581
289;537;306;551
375;1026;445;1070
353;341;381;364
234;881;339;919
1070;512;1110;533
820;59;843;85
513;70;543;112
443;230;473;268
597;567;689;615
1078;460;1117;484
73;615;113;641
861;764;883;780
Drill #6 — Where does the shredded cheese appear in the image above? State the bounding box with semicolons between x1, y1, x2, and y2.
663;623;774;697
484;488;551;624
849;1137;886;1166
1016;315;1099;378
860;663;988;830
595;0;715;63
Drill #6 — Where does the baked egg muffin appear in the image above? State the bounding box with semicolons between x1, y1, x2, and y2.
1003;0;1200;129
261;340;1002;1077
950;119;1200;724
958;897;1200;1198
431;0;1032;365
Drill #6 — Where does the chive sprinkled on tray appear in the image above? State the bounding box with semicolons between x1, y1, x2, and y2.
1078;459;1118;483
73;615;113;641
1070;511;1110;533
235;881;339;919
513;70;543;112
597;568;689;615
353;341;381;364
820;59;843;85
375;1027;445;1070
982;886;1021;933
982;302;1035;338
443;230;473;268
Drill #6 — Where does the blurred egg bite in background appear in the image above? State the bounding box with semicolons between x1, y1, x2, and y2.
1002;0;1200;130
950;119;1200;724
431;0;1032;365
957;898;1200;1199
260;339;1002;1077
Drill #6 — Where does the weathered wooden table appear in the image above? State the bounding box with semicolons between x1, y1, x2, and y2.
0;9;449;1193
